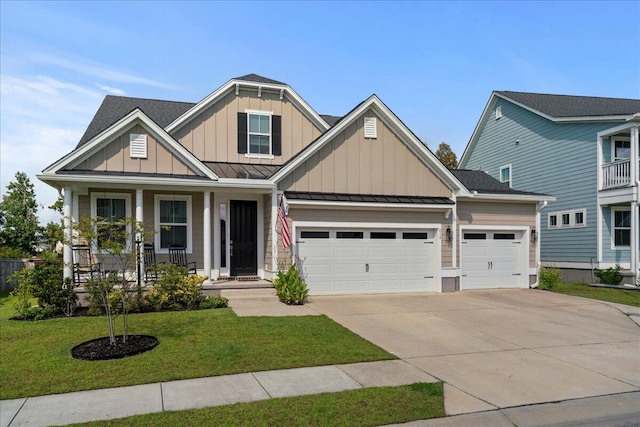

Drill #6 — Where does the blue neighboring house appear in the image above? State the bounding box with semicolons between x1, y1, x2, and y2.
460;91;640;284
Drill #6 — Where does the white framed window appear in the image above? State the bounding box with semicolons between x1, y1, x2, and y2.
499;164;512;188
611;137;631;162
611;207;631;249
495;105;502;119
247;110;272;156
90;193;132;250
155;195;192;253
547;208;586;229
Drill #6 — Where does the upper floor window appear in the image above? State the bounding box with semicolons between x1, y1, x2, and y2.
612;137;630;162
155;195;192;253
612;208;630;248
499;164;512;187
237;111;281;158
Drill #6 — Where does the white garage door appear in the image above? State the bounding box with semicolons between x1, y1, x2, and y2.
461;230;524;290
298;229;438;295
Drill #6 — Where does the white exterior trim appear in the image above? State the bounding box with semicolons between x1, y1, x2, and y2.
458;194;555;202
154;194;193;254
285;199;453;211
542;261;631;270
611;206;631;250
499;163;512;188
90;192;133;252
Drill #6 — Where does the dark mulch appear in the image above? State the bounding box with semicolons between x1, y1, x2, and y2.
71;335;159;361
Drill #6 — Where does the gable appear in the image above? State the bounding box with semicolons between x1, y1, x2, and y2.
69;121;199;176
171;86;325;165
278;108;452;197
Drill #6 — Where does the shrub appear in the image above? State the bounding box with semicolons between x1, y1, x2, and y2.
0;246;31;259
199;295;229;309
539;265;562;291
145;264;207;311
273;265;308;305
9;251;76;318
594;264;623;286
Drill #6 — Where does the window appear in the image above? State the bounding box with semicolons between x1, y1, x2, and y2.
90;193;131;249
561;213;570;226
463;233;487;240
336;231;363;239
612;137;631;161
155;195;192;252
548;209;586;229
612;208;631;248
499;164;512;188
548;214;558;228
494;233;515;240
403;232;428;240
300;231;330;239
370;232;396;239
237;111;282;157
574;211;585;226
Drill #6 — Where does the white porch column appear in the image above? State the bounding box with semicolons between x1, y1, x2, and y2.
135;189;144;281
203;191;212;283
63;188;73;280
631;201;638;281
632;126;640;185
597;135;603;190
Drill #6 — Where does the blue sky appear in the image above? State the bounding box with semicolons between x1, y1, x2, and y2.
1;1;639;223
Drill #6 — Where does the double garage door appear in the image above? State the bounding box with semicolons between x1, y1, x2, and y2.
460;230;525;290
298;228;438;295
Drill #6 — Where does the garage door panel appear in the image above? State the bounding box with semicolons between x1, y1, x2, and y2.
369;246;400;257
369;263;400;274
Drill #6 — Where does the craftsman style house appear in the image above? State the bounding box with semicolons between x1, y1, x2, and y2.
39;74;551;295
460;91;640;284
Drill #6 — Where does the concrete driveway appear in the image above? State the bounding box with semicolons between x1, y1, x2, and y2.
306;289;640;414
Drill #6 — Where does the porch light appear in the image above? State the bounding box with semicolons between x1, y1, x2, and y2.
446;226;452;244
531;228;538;243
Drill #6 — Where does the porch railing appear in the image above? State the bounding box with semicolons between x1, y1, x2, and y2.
602;159;632;189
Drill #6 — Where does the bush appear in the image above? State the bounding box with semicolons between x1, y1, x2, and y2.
9;251;76;319
595;264;623;286
0;246;31;259
145;264;208;311
273;265;308;305
199;295;229;309
539;265;562;291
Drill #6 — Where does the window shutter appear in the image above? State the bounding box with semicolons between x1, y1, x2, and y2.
130;133;147;158
237;112;247;154
272;115;282;156
364;117;377;138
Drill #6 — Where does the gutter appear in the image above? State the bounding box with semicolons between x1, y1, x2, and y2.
531;200;549;288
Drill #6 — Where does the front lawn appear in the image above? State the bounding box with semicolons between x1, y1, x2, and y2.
71;383;444;427
538;282;640;307
0;293;394;399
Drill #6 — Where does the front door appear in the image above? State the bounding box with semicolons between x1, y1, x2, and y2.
230;200;257;276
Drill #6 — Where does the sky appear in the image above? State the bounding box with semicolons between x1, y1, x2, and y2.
1;1;639;225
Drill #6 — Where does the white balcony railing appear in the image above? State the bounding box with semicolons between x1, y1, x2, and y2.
602;159;636;189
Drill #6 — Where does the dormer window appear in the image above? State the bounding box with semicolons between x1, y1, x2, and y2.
237;111;281;157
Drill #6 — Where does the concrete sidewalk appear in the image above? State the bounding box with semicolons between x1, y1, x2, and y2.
1;360;437;427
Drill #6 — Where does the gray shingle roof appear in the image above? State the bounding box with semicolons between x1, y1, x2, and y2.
233;73;286;85
451;169;548;196
77;96;195;148
496;91;640;118
285;191;454;205
320;115;342;127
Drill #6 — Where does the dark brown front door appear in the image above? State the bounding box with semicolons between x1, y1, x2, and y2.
230;200;257;276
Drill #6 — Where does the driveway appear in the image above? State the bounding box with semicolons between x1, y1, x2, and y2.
306;289;640;413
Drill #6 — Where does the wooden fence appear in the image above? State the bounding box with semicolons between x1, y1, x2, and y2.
0;259;28;292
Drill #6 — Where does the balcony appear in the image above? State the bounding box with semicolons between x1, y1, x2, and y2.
601;159;640;189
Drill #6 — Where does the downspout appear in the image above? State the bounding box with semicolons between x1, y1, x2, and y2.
531;200;548;288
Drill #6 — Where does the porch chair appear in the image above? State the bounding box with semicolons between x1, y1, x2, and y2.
168;245;197;274
143;243;161;282
72;244;102;286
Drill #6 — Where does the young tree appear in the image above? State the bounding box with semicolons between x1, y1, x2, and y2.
435;142;459;169
0;172;40;254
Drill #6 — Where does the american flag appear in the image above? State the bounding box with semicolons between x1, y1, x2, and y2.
279;197;291;248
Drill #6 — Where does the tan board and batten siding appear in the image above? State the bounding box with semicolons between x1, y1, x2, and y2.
74;123;197;176
279;109;451;197
457;200;536;267
174;88;323;165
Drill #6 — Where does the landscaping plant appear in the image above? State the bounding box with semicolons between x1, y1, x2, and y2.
594;264;623;286
539;265;562;291
273;264;309;305
145;263;210;311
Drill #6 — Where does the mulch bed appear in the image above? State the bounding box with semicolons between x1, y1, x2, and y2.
71;335;159;361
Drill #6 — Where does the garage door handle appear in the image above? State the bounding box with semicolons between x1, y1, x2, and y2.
297;241;305;244
366;263;369;272
513;242;521;244
424;276;434;279
512;273;521;276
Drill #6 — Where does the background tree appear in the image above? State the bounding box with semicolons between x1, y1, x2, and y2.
435;142;459;169
0;172;40;254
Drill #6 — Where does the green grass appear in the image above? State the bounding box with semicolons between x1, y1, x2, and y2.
0;293;394;399
538;282;640;307
69;383;444;427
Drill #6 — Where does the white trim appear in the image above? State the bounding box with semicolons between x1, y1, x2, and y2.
42;109;218;180
547;208;587;229
548;213;558;229
165;79;330;134
245;153;275;160
246;110;273;157
154;194;193;254
611;136;631;162
499;164;512;188
459;193;555;202
90;192;133;252
270;95;470;195
203;192;212;283
611;206;631;250
542;261;631;270
285;199;453;211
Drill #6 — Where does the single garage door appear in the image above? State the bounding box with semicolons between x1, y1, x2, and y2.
298;229;438;295
461;230;524;290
